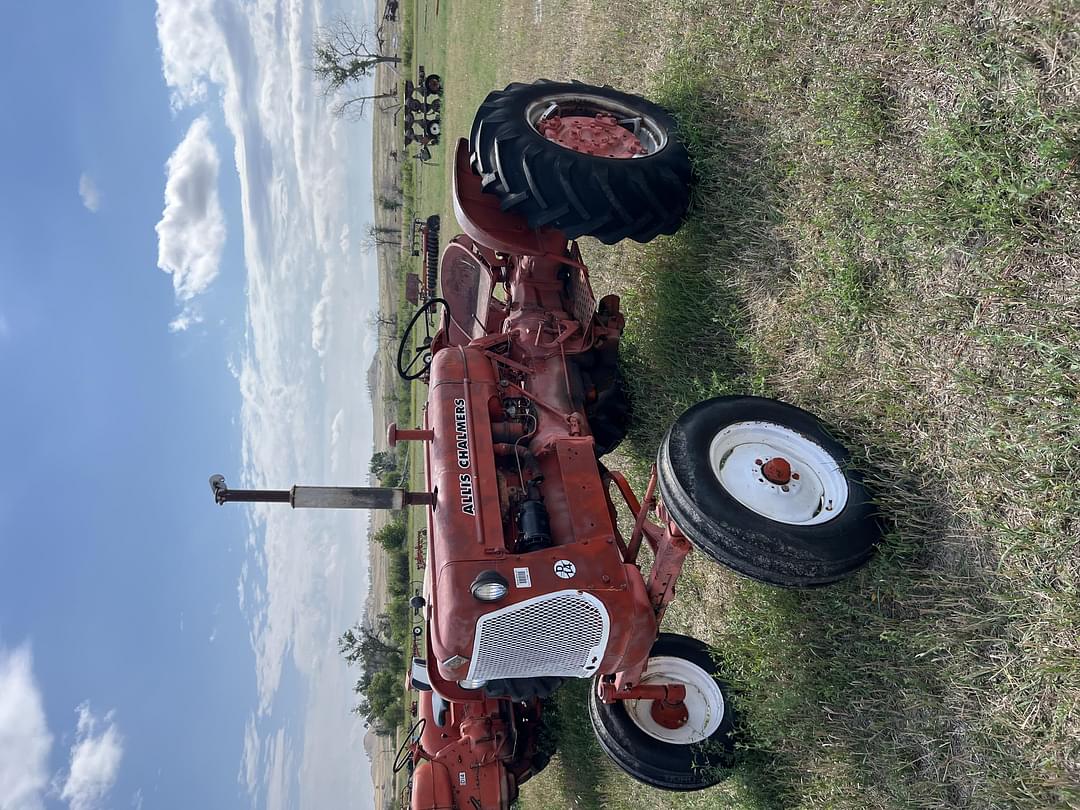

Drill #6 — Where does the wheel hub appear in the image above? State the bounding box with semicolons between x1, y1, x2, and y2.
650;699;689;729
537;114;648;158
623;656;725;744
761;456;792;485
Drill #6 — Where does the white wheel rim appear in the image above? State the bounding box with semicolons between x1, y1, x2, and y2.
707;421;849;526
624;656;725;745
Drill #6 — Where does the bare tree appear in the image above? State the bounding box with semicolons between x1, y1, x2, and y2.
312;18;400;119
367;311;399;348
334;90;399;120
361;223;401;252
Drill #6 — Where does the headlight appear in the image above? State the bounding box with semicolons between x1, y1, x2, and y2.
458;678;487;690
470;570;509;602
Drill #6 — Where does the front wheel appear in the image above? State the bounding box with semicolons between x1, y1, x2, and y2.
469;80;692;244
657;396;881;586
589;634;736;791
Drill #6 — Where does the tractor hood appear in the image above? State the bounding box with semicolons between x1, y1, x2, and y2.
421;345;656;686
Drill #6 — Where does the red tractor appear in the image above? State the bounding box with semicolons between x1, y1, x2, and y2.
211;80;880;810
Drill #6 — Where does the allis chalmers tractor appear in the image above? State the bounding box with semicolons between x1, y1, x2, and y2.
211;80;881;809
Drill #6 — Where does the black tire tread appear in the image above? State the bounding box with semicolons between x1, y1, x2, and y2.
519;146;548;210
470;81;692;244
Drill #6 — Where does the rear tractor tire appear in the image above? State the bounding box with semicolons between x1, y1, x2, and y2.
469;80;692;244
589;634;736;791
657;396;881;586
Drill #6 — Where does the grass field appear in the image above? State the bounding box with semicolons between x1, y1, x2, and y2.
393;0;1080;807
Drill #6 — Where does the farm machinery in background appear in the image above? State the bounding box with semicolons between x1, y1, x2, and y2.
403;66;443;163
211;80;882;809
408;214;441;305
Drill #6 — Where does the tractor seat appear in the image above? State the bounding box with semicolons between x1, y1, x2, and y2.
440;241;493;344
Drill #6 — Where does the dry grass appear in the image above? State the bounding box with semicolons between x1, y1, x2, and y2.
400;0;1080;807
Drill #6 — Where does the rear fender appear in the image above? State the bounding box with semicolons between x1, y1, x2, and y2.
452;139;567;257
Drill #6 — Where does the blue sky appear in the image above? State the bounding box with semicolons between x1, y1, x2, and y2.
1;2;379;808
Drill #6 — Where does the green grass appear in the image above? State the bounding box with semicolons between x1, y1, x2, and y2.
515;0;1078;807
922;91;1078;252
379;0;1080;807
514;681;609;810
407;0;506;229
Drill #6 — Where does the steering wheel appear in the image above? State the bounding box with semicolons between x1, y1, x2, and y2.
393;717;427;773
397;298;449;381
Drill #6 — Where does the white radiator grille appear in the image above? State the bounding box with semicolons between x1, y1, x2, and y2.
466;591;610;682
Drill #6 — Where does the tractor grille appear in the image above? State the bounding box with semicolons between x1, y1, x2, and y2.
466;591;610;682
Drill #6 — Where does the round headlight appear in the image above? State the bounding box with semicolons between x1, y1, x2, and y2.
470;570;509;602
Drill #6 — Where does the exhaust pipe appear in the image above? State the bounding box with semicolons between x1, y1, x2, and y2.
209;474;434;509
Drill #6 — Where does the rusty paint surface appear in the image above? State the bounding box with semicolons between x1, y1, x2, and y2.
762;456;792;485
651;697;690;729
537;113;648;158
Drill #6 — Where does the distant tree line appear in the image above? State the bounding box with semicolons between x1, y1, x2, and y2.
339;514;413;735
369;449;403;487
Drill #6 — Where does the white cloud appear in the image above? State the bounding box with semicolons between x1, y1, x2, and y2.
263;729;292;810
155;0;226;110
155;115;226;329
78;174;101;213
168;310;203;333
239;718;260;796
59;703;123;810
310;294;330;358
329;409;345;447
0;644;53;810
237;559;249;611
329;409;346;473
74;703;94;736
156;0;379;806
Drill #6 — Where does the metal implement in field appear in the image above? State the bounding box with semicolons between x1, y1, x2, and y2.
409;214;441;302
403;68;443;159
211;80;881;810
